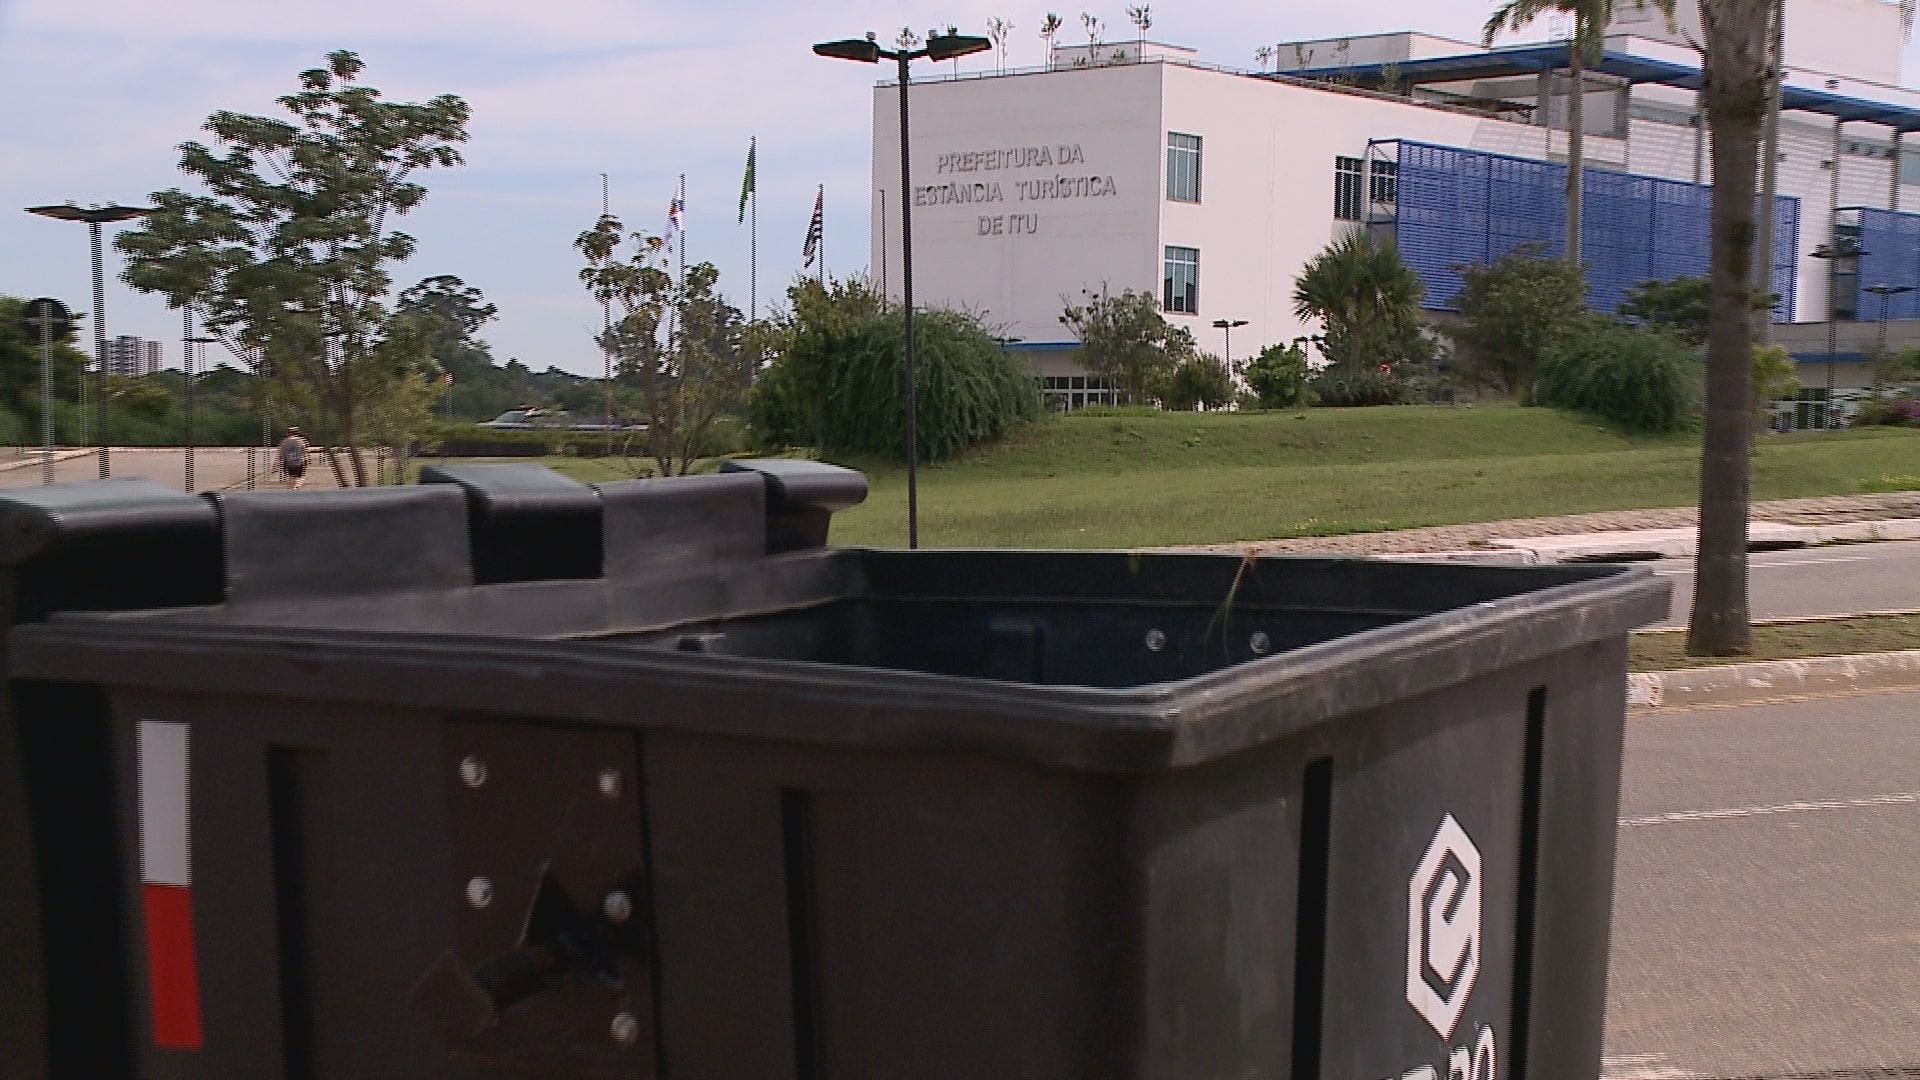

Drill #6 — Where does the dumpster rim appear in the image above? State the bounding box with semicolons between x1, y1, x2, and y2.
9;563;1667;773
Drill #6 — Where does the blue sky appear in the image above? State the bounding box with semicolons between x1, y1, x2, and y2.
4;0;1919;375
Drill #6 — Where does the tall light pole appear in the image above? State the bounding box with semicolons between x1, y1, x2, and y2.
814;29;991;550
1811;237;1866;430
1865;282;1915;396
1212;318;1248;365
24;202;153;478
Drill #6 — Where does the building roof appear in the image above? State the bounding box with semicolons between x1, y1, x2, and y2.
1284;44;1920;131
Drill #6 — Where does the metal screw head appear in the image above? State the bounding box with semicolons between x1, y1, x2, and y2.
597;768;623;799
1249;631;1272;656
1144;628;1166;653
604;890;633;925
610;1011;639;1045
459;755;487;788
466;876;493;909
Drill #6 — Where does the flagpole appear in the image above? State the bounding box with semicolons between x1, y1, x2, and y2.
750;137;759;323
819;184;826;285
601;173;613;457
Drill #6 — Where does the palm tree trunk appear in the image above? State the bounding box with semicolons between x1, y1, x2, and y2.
1688;7;1769;657
1566;44;1585;265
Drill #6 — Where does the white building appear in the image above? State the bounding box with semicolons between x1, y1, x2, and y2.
104;335;162;378
867;0;1920;408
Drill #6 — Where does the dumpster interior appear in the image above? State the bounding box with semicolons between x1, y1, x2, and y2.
42;459;1631;690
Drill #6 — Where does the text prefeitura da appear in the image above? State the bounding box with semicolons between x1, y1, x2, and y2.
916;143;1118;206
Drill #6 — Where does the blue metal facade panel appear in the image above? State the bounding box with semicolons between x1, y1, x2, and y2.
1393;142;1494;310
1390;141;1799;322
1852;207;1920;321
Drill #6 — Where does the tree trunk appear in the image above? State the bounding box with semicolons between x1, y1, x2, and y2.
1688;0;1770;657
1566;44;1585;265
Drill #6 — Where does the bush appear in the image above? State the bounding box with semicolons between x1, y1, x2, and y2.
1309;366;1410;407
1162;354;1236;411
1243;343;1314;408
1537;322;1699;432
754;279;1041;461
1852;396;1920;427
1448;243;1590;399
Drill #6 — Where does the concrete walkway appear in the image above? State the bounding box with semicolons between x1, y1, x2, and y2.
1188;492;1920;557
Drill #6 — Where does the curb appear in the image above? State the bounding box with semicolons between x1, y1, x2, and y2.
1628;649;1920;712
1492;518;1920;562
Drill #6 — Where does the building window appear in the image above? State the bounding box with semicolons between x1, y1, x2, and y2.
1164;246;1199;314
1334;156;1364;221
1167;132;1202;202
1369;159;1398;209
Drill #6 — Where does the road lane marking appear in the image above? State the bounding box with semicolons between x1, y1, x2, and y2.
1654;555;1874;575
1621;790;1920;827
1600;1053;1700;1080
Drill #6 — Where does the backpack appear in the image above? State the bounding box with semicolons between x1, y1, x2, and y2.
281;437;307;470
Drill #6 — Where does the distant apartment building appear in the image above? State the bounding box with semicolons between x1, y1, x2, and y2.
104;335;162;377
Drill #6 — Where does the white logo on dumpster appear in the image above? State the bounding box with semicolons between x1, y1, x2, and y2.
1407;813;1481;1041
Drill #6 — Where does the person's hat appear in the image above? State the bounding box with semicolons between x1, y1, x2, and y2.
287;426;301;434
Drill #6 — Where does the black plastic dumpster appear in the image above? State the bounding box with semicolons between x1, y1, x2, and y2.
5;461;1667;1080
0;480;226;1080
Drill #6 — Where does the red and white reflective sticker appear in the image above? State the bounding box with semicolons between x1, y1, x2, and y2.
137;720;203;1049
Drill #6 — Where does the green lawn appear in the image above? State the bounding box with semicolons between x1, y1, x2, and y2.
1631;614;1920;671
476;405;1920;549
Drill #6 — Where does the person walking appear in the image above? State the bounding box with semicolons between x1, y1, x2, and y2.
278;426;310;489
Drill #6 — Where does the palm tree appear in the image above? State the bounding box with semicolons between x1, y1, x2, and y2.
1687;0;1772;656
1292;230;1425;373
1482;0;1673;265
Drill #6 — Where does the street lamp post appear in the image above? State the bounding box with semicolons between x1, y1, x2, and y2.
1810;237;1866;430
1211;318;1248;365
1864;282;1915;396
182;310;216;493
24;202;153;477
815;30;990;549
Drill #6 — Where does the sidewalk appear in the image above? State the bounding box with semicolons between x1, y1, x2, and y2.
1190;491;1920;557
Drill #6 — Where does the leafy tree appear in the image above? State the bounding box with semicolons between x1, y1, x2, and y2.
1622;274;1775;347
1448;243;1589;400
1059;286;1193;405
1163;353;1234;411
1483;0;1674;263
1751;343;1798;428
1242;342;1314;408
1538;321;1699;432
1292;230;1425;374
1039;12;1063;65
395;275;518;419
758;277;1040;461
576;212;672;465
117;49;470;486
658;262;755;474
1688;0;1771;657
0;295;88;442
1871;343;1920;392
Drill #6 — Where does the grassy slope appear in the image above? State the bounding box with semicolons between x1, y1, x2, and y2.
818;406;1920;548
511;405;1919;549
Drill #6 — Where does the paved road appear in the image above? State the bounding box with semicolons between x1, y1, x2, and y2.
1651;541;1920;626
1603;690;1920;1079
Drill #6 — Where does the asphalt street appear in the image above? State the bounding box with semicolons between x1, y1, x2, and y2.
1652;541;1920;626
1603;690;1920;1079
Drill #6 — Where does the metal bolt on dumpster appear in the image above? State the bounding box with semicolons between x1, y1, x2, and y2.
0;459;1667;1079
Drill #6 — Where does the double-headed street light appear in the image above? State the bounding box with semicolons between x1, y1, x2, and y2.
1212;318;1248;365
1864;282;1915;396
814;30;990;549
25;202;153;477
